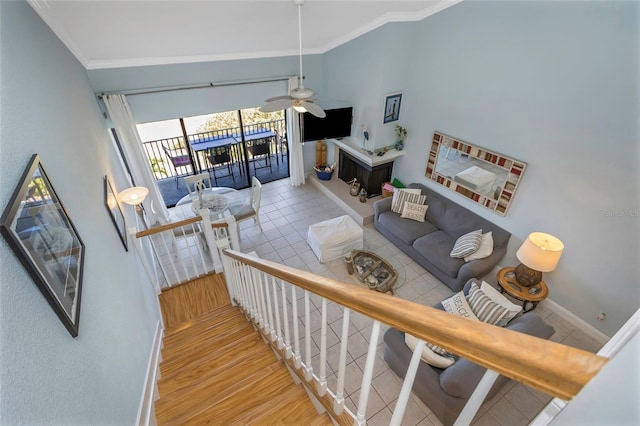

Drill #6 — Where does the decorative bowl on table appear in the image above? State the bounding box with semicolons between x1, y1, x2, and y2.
191;194;230;214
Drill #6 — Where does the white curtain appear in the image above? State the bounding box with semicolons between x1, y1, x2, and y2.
286;76;305;186
102;94;171;225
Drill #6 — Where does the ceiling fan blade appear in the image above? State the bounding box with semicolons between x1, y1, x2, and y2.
264;95;294;103
260;99;295;113
302;101;326;118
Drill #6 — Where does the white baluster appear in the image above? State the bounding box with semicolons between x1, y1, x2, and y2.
317;297;328;396
268;276;279;344
303;290;313;381
264;275;280;342
258;271;270;334
454;369;500;426
390;339;425;426
334;307;350;415
251;268;265;328
246;264;258;321
292;285;301;368
281;280;292;359
355;320;382;425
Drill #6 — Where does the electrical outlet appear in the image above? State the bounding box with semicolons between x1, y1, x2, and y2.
597;312;607;321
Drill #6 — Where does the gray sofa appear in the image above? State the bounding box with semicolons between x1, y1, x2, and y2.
383;279;555;426
374;183;511;292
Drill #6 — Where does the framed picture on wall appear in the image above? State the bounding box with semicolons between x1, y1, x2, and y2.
104;176;128;251
0;154;85;337
382;92;403;125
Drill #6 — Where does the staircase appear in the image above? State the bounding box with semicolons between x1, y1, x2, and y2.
154;303;333;425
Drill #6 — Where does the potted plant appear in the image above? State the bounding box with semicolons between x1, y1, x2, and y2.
395;125;407;150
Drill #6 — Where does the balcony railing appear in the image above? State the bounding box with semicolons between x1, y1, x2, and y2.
141;119;287;182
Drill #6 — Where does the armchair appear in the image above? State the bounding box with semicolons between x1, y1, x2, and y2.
162;144;193;187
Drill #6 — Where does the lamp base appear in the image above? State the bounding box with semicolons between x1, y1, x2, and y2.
514;263;542;287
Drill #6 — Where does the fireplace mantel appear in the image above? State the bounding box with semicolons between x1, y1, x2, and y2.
327;137;405;167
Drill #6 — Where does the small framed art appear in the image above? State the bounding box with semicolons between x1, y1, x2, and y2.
382;92;403;125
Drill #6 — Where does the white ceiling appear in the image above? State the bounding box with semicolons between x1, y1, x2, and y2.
28;0;461;70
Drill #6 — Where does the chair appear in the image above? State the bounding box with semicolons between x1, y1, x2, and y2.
162;145;193;187
276;130;288;162
233;176;262;239
247;138;272;173
206;145;235;184
184;173;212;196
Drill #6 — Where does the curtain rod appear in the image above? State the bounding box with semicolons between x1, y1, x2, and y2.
97;75;293;98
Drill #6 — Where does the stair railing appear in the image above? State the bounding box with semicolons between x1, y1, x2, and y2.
217;246;608;426
133;212;238;290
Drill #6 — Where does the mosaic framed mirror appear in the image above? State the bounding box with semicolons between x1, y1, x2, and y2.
425;132;526;215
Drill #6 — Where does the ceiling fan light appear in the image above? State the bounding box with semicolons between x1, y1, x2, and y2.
293;104;307;113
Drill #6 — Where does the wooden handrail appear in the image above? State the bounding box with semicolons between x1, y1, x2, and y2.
135;218;228;238
223;249;608;401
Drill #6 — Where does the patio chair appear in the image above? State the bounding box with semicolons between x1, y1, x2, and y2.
162;145;192;187
233;176;262;240
276;130;288;162
206;145;236;184
247;138;272;173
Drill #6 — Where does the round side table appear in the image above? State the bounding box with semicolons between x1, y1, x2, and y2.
496;267;548;313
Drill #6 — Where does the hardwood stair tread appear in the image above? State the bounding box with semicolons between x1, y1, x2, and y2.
161;312;248;353
232;383;322;425
158;361;291;425
160;319;254;367
158;337;271;396
156;347;277;420
163;304;239;343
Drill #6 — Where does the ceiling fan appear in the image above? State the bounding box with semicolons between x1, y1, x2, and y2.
260;0;326;118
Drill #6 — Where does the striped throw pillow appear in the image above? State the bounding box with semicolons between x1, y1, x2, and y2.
450;229;483;258
466;282;515;326
391;189;426;214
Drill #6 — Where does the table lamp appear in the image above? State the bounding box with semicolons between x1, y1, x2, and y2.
514;232;564;287
117;186;149;228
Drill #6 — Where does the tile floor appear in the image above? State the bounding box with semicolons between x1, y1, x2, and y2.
215;177;604;425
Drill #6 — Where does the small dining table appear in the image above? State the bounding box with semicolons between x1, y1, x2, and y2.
173;187;248;221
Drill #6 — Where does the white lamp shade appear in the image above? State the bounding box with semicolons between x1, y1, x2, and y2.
117;186;149;206
516;232;564;272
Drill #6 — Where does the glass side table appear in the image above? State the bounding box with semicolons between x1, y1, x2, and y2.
496;267;549;313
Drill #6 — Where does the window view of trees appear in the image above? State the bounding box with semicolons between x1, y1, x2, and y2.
195;108;284;133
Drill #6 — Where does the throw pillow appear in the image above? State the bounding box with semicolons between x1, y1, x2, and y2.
400;201;429;222
450;229;483;258
466;282;520;326
464;231;494;262
441;291;480;320
405;292;478;368
391;189;426;214
479;281;522;326
404;333;455;369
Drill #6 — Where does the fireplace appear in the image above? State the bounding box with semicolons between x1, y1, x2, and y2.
338;150;393;198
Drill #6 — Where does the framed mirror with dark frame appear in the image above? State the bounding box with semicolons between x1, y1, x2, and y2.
104;176;128;251
425;132;526;215
0;154;85;337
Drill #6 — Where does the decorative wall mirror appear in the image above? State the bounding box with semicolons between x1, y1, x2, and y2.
425;132;526;215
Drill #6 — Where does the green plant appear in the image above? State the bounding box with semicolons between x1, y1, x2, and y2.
150;158;168;177
395;125;407;140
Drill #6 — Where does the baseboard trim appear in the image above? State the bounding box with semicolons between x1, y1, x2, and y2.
540;298;610;345
136;321;163;426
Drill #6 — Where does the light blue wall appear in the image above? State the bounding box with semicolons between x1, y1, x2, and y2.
0;2;161;424
323;0;639;336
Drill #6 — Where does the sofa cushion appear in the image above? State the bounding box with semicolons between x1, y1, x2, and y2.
392;189;425;214
464;232;493;262
400;201;429;222
405;333;455;369
450;229;483;258
413;231;465;277
378;211;438;246
468;282;522;326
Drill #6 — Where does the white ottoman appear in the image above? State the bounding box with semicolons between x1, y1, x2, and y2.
307;215;364;263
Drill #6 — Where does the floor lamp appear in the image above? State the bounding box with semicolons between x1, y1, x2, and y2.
117;186;149;230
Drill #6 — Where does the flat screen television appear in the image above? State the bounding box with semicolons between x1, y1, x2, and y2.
301;107;353;142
